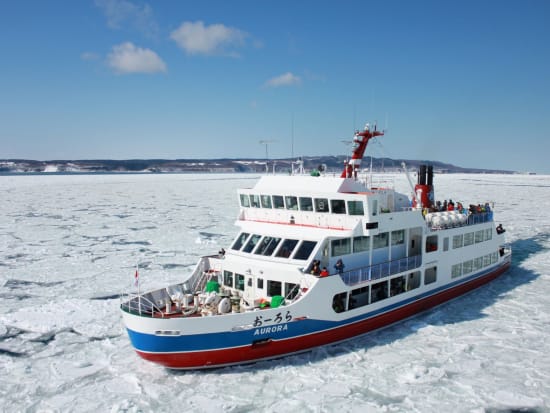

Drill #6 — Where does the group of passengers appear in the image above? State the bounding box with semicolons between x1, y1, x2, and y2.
310;258;345;277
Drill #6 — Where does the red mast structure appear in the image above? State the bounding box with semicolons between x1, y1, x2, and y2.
341;124;384;179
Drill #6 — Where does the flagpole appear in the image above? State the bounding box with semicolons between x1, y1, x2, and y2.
136;264;141;315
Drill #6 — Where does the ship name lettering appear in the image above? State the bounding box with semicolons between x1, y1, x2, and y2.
253;324;288;336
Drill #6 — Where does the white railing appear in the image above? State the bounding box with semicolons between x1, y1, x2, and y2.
339;255;422;286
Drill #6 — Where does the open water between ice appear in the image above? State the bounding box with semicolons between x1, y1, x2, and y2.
1;172;550;412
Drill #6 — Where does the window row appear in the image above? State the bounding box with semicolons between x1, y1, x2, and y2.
222;270;299;299
452;228;493;249
240;193;365;216
231;232;317;261
332;270;426;312
451;251;499;279
331;230;405;257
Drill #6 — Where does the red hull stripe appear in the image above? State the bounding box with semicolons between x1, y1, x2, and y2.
133;261;511;369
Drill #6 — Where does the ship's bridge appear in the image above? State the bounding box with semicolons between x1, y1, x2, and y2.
236;175;411;232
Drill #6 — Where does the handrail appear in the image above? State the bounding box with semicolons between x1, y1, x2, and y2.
339;255;422;286
120;293;165;317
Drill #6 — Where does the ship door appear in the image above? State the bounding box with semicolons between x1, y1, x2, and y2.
243;276;255;305
408;227;422;256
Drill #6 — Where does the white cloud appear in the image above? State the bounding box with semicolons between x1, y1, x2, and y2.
107;42;166;74
170;21;247;56
95;0;158;37
264;72;302;88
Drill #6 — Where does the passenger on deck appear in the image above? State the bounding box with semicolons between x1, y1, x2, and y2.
310;260;321;275
496;224;505;234
334;259;345;274
320;267;329;277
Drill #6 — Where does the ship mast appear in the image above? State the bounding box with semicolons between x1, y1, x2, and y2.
341;123;384;179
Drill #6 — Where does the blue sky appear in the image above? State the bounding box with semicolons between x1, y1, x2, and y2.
1;1;549;173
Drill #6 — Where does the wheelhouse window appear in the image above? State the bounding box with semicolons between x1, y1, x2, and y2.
273;195;285;209
293;240;317;260
240;194;250;207
261;195;272;208
231;232;250;250
254;236;281;256
330;199;346;214
299;197;313;211
331;238;351;256
315;198;329;213
250;194;260;208
242;234;261;253
275;239;299;258
267;280;282;297
285;196;298;210
353;236;370;253
347;200;364;215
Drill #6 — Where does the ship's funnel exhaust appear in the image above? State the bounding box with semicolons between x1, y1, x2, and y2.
412;164;434;209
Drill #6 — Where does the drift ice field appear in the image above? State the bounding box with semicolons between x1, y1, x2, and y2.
1;172;549;412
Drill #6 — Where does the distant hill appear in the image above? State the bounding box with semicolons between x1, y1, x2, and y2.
0;156;515;174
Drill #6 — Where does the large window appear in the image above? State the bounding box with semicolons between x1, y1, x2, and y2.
425;267;437;285
373;232;389;249
407;271;421;290
261;195;272;208
235;274;245;291
485;228;493;241
464;232;474;246
451;263;462;278
231;232;250;250
285;283;299;299
275;239;298;258
371;281;388;303
463;259;473;274
285;196;298;210
331;199;346;214
223;270;233;287
331;238;351;256
293;241;317;260
426;235;438;252
240;194;250;207
314;198;329;213
254;236;281;256
242;234;261;253
475;230;484;243
347;200;364;215
391;230;405;246
353;236;370;253
267;280;282;297
390;276;406;296
273;195;285;209
452;234;463;249
299;197;313;211
250;194;260;208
